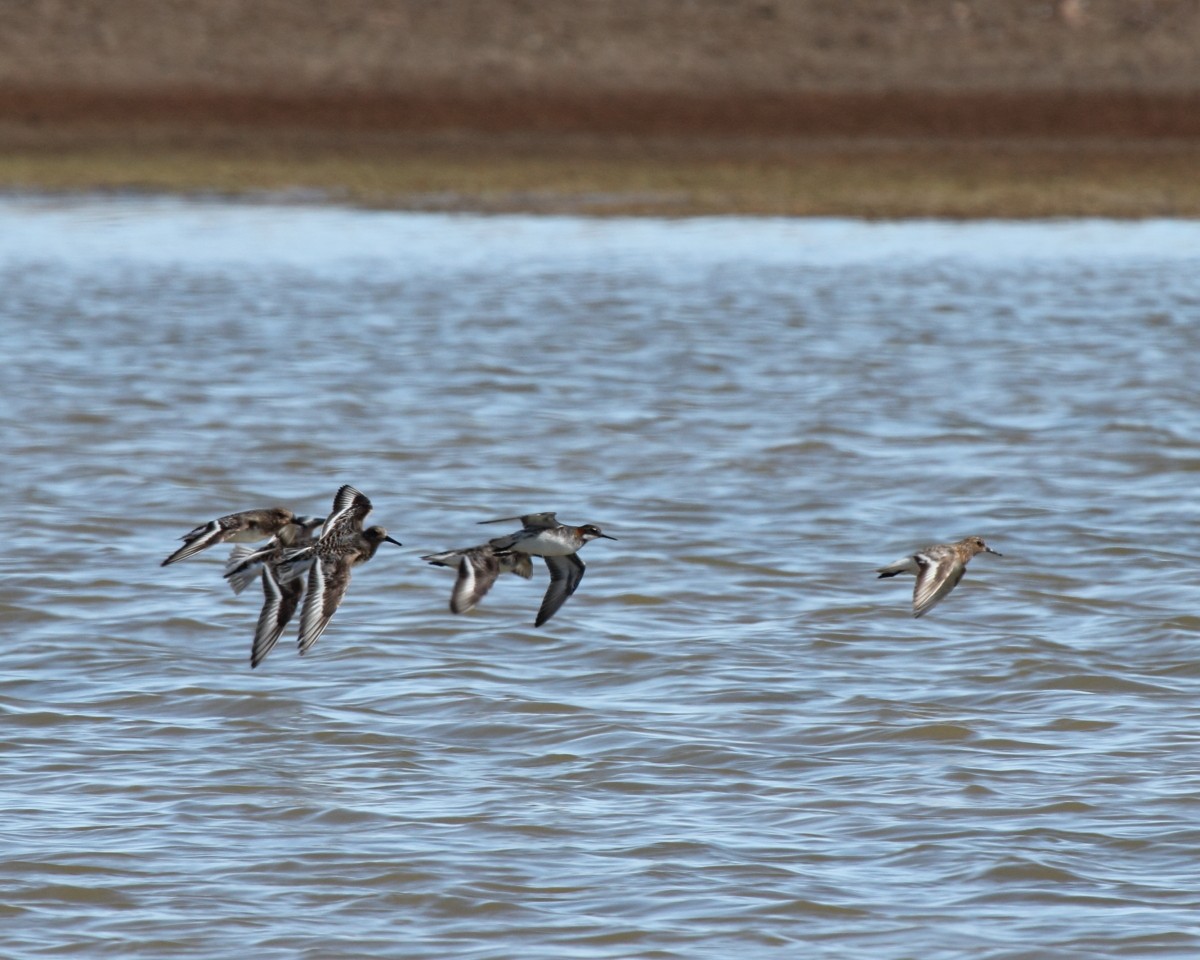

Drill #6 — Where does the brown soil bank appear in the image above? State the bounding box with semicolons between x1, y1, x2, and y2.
4;1;1200;216
7;87;1200;141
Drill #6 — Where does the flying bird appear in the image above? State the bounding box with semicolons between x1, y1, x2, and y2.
876;536;1001;617
275;485;400;656
480;512;616;626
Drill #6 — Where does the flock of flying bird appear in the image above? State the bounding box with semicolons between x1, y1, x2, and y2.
161;485;617;667
161;485;1001;668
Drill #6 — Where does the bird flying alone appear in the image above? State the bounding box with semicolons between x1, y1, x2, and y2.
876;536;1001;618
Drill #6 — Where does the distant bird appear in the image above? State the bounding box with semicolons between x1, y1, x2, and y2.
275;485;400;656
480;512;616;626
222;516;325;668
422;543;534;615
162;506;304;566
876;536;1001;617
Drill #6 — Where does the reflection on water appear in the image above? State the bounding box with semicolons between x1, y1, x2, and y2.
2;197;1200;959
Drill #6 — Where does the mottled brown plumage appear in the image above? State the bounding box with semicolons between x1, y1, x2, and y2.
285;486;400;655
422;543;534;615
162;506;300;566
876;536;1001;617
218;516;325;668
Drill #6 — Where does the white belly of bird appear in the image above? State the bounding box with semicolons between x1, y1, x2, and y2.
516;532;578;557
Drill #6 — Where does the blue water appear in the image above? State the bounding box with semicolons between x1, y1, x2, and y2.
2;196;1199;958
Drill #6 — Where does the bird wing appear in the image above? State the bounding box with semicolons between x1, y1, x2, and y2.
273;545;315;584
224;542;276;594
485;531;520;550
478;511;558;528
162;508;287;566
506;553;535;579
535;553;585;627
912;552;966;618
161;518;225;565
322;485;372;540
876;554;920;578
297;555;354;654
251;565;304;668
518;512;559;529
450;551;502;615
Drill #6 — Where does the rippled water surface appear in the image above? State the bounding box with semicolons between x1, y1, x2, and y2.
3;197;1200;959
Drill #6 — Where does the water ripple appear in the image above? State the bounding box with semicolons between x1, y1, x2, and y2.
2;199;1199;958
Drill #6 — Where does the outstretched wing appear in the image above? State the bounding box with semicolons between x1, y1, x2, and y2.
251;566;305;668
162;518;227;565
450;551;502;615
322;485;372;541
478;511;558;528
912;552;966;618
535;553;585;627
162;507;291;566
297;556;354;654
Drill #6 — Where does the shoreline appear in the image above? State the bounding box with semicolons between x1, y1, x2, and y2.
7;87;1200;139
4;89;1200;219
4;136;1199;219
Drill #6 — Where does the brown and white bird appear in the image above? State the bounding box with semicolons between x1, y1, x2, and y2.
273;485;400;656
222;516;325;668
421;543;535;615
222;515;325;596
876;536;1001;618
162;506;305;566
